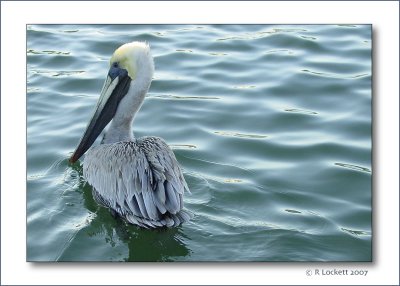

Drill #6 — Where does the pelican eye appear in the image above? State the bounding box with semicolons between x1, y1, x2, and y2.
109;62;122;80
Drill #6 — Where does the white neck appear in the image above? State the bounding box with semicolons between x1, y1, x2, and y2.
102;54;154;144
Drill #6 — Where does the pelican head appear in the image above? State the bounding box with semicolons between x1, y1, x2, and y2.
70;41;154;163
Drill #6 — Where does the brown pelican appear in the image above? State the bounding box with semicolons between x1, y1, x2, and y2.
70;42;192;228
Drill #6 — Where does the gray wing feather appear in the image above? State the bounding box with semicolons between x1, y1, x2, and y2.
135;192;149;218
142;190;159;220
83;137;191;228
155;181;166;204
126;197;141;216
165;181;180;214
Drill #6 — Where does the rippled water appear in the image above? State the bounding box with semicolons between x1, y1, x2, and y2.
27;24;372;261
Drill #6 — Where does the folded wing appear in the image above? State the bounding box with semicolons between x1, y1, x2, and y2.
83;137;192;228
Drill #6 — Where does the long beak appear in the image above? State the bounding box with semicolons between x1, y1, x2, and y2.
70;67;131;163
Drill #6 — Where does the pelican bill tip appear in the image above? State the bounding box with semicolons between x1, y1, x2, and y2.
69;153;79;164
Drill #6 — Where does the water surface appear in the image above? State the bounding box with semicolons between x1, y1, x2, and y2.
27;24;372;261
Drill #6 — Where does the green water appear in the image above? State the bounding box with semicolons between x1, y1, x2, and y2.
27;24;372;261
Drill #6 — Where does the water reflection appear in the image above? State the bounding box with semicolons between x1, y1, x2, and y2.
301;69;369;79
334;162;371;173
67;171;191;262
27;49;70;55
124;226;190;262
